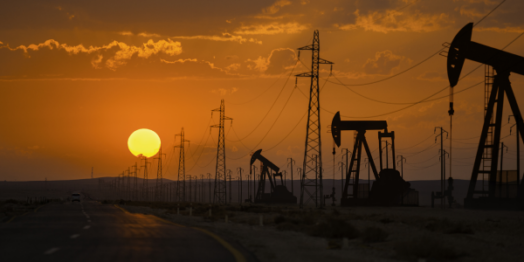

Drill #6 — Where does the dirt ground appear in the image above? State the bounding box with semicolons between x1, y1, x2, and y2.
113;202;524;262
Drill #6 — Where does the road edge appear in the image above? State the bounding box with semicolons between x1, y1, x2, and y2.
114;204;247;262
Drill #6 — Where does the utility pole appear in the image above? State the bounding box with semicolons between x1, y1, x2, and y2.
133;162;139;201
435;127;449;207
91;167;93;179
211;100;232;205
296;30;334;209
338;161;345;196
397;155;406;178
252;165;257;202
141;157;150;201
127;167;131;200
188;175;192;202
155;147;166;202
237;167;244;204
341;148;349;197
227;170;232;204
207;173;211;203
287;158;295;194
175;128;190;202
439;149;450;207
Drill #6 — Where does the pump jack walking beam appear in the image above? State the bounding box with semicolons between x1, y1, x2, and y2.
331;112;388;200
250;149;280;200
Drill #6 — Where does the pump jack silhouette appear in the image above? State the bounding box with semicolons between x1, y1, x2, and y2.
250;149;297;204
447;23;524;209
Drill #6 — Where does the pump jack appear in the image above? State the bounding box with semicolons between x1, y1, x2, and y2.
250;149;297;204
331;112;415;206
447;23;524;209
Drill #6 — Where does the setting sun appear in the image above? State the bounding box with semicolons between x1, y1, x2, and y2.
127;128;161;158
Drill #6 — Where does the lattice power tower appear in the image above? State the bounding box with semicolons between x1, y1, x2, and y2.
211;99;232;204
296;30;334;208
154;147;165;201
175;128;190;202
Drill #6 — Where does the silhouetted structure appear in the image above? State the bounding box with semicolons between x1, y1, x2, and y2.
250;149;297;204
446;23;524;209
331;112;417;206
154;147;165;202
211;100;232;204
175;128;190;202
296;30;334;208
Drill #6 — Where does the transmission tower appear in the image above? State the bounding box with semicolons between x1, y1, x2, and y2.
296;30;333;208
211;99;232;204
154;147;166;202
132;162;138;200
175;128;190;202
141;157;150;201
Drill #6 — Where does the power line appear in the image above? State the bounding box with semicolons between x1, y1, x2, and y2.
396;134;435;150
227;61;298;142
474;0;506;26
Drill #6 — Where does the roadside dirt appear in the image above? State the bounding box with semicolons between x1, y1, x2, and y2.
116;202;524;262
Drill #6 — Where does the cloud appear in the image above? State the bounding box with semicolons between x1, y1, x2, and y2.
265;48;296;75
160;58;198;64
2;38;183;70
244;48;296;75
474;26;524;33
211;87;238;96
171;33;262;44
91;55;103;69
234;22;308;35
417;71;446;82
337;9;451;33
138;32;161;38
118;31;134;36
363;50;412;75
263;0;291;15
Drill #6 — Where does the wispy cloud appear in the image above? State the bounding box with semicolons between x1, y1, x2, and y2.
118;31;134;36
234;22;308;35
263;0;291;15
2;39;183;70
160;58;198;64
170;33;262;44
336;9;451;33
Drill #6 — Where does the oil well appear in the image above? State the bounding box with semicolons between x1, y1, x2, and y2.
331;112;418;206
446;23;524;209
103;23;523;212
249;149;297;204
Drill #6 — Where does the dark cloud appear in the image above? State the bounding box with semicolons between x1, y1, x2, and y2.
363;50;410;75
265;48;296;74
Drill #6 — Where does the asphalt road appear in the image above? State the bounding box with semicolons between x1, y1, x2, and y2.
0;201;247;262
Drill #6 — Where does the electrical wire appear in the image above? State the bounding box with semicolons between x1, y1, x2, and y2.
227;61;298;142
396;134;435;150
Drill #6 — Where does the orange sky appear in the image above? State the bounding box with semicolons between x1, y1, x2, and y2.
1;0;523;182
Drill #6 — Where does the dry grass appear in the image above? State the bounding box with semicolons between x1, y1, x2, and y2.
361;226;389;243
394;235;462;261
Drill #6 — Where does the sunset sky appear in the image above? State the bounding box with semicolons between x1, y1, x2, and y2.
1;0;523;182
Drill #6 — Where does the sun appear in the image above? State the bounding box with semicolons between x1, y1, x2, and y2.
127;128;161;158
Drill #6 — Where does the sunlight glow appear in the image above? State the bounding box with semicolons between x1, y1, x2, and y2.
127;129;161;158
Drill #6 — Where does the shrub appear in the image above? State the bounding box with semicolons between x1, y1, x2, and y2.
395;235;460;260
362;226;389;243
308;218;359;239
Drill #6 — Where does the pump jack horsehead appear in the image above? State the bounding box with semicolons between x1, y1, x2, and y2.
447;23;524;209
250;149;297;204
331;112;416;206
